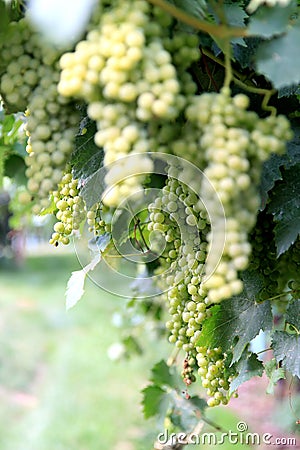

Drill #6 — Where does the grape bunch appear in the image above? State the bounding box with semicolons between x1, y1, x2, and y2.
0;18;59;112
147;167;238;405
0;17;80;214
196;346;235;407
24;72;79;213
186;88;292;303
148;170;208;340
57;0;200;206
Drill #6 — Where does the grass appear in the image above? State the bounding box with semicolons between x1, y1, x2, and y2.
0;251;159;450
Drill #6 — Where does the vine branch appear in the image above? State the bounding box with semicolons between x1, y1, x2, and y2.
146;0;247;38
200;47;277;114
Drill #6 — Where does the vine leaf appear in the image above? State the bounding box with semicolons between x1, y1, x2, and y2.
259;153;283;210
285;299;300;330
171;0;207;20
141;385;169;419
197;272;272;363
272;332;300;378
256;22;300;89
72;117;104;181
150;360;179;389
247;3;295;39
142;361;206;430
65;234;111;310
264;359;286;394
81;167;107;210
230;352;264;393
65;253;101;311
260;123;300;209
267;163;300;256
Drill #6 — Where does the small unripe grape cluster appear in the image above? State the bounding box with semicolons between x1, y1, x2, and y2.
196;346;233;407
49;173;86;246
182;355;197;386
186;88;292;303
87;203;111;235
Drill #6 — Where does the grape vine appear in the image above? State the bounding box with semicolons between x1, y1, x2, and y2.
0;0;300;443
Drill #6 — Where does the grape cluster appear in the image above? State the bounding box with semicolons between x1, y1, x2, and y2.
86;203;111;235
0;17;80;214
148;168;239;405
25;72;79;213
57;0;200;206
49;172;86;246
0;18;59;112
196;346;234;406
182;355;196;386
186;88;292;303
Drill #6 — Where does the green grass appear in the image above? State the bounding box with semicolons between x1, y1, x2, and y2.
0;252;159;450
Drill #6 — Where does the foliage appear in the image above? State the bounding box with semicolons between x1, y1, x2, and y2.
0;0;300;445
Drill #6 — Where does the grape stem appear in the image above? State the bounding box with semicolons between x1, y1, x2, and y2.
199;48;219;91
146;0;247;38
167;348;180;366
200;48;277;114
256;347;272;355
261;290;299;303
223;39;233;89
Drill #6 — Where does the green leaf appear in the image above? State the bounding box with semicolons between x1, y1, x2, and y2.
223;2;248;28
285;299;300;330
80;167;106;210
278;84;300;98
122;335;143;356
260;154;283;210
168;391;206;432
189;395;207;413
248;3;296;38
141;385;169;419
260;123;300;209
272;331;300;378
72;117;104;180
264;359;286;394
65;253;101;310
4;154;26;184
150;360;179;389
230;352;264;393
171;0;207;20
267;164;300;256
197;272;273;363
2;115;15;133
256;22;300;89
